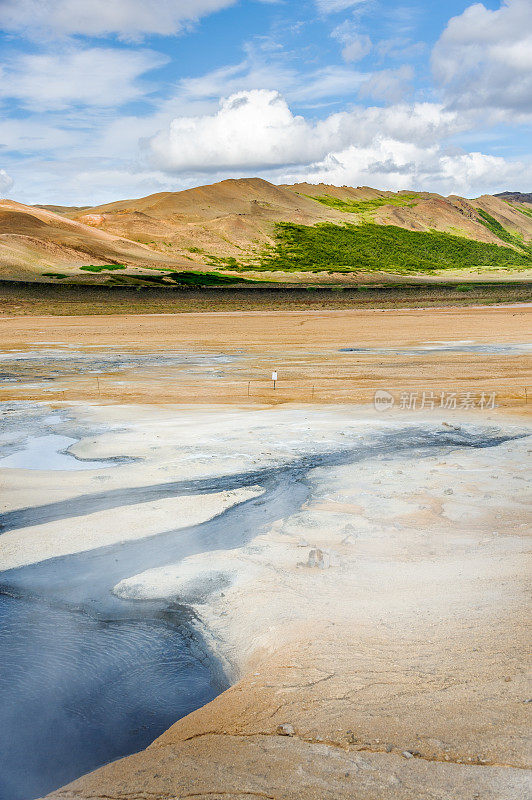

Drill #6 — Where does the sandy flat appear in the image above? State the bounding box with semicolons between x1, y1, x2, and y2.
0;306;530;414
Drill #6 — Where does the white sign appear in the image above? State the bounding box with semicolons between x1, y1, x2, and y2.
272;371;278;381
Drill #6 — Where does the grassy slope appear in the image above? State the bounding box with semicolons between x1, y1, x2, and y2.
103;270;264;287
253;222;532;274
305;194;420;215
476;210;532;253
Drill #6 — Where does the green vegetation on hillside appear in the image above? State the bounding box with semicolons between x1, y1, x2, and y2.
475;209;531;254
514;205;532;219
500;200;532;219
164;270;261;286
256;222;532;273
203;254;241;269
80;264;126;272
104;270;264;287
306;193;419;215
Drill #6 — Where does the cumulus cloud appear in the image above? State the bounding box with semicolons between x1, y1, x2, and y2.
437;151;532;195
149;90;331;171
146;87;531;196
279;142;532;198
5;84;528;204
0;169;14;195
0;0;239;39
0;48;167;110
432;0;532;116
149;89;464;173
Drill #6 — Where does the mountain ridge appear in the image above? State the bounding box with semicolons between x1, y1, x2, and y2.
494;191;532;204
1;178;531;283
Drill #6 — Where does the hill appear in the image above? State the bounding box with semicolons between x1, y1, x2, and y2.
0;199;190;281
0;179;531;284
495;191;532;205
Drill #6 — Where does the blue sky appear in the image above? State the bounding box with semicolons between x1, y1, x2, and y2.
0;0;530;204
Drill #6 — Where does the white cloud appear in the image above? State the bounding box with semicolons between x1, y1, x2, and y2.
0;118;79;154
2;0;530;206
0;48;167;110
332;21;372;63
278;142;532;198
149;90;332;171
0;152;183;206
176;51;366;106
146;87;531;197
432;0;532;116
437;151;532;195
341;35;372;62
375;37;426;61
315;0;368;13
5;84;528;205
348;102;464;146
358;65;413;102
59;166;178;201
0;0;239;39
148;88;462;173
0;169;14;195
171;35;409;110
291;66;366;103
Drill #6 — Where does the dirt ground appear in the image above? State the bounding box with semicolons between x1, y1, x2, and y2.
1;280;531;317
1;305;530;411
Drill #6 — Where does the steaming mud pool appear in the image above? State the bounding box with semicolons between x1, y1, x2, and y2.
0;595;222;800
0;401;530;800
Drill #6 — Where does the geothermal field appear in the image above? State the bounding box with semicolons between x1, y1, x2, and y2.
0;305;530;800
